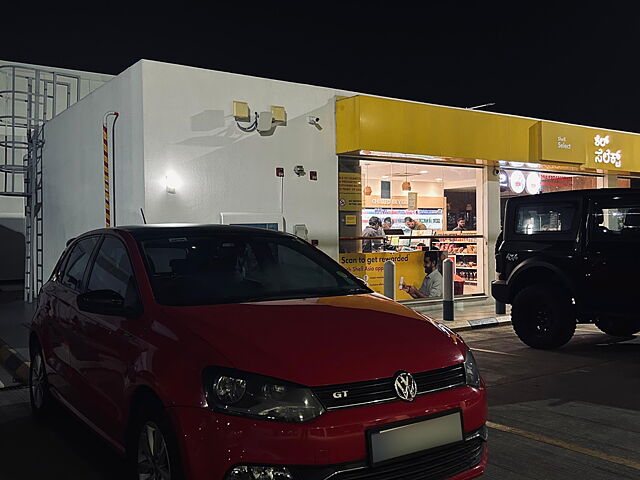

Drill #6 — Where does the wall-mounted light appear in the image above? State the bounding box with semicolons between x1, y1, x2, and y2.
165;171;179;194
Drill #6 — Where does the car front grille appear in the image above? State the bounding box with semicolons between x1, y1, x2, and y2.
312;364;466;410
330;437;484;480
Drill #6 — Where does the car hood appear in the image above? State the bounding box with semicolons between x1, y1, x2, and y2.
161;293;466;386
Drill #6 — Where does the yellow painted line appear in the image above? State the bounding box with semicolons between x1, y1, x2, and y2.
471;348;519;357
487;421;640;471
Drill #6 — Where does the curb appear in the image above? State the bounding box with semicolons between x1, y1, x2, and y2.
0;340;29;385
448;315;512;333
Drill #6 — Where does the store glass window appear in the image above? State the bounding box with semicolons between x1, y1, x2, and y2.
515;203;575;234
338;157;484;300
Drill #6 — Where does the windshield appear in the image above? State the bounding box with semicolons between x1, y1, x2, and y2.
140;234;371;306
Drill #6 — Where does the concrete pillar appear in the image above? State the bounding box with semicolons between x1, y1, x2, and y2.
597;173;618;188
483;166;501;300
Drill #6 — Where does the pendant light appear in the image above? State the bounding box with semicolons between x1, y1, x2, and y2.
364;163;372;196
402;164;411;191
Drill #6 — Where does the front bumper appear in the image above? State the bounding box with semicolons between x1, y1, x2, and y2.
491;280;509;304
168;385;487;480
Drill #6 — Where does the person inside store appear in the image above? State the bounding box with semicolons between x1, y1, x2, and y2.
362;216;383;253
405;216;427;231
401;250;442;299
453;217;466;231
382;217;393;230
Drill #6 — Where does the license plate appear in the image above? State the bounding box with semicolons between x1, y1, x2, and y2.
369;411;463;464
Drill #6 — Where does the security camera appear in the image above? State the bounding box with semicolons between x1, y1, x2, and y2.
308;116;320;124
493;167;500;176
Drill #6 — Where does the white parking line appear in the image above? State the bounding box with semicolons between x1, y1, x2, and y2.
471;348;520;357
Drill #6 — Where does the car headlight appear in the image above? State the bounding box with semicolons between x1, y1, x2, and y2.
464;348;481;388
203;367;325;422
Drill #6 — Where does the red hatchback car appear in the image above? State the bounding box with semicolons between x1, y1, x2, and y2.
29;225;487;480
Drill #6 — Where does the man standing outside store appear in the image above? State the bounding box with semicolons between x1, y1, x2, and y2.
405;216;427;231
401;251;443;299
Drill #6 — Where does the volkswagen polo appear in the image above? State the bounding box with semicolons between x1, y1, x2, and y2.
29;225;487;480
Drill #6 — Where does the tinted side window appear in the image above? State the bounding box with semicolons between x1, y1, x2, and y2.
515;203;575;234
61;237;99;290
87;237;137;301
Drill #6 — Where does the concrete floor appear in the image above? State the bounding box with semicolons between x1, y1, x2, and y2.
1;324;638;479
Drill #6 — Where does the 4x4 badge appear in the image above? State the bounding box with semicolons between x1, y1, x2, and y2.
394;372;417;402
506;253;518;261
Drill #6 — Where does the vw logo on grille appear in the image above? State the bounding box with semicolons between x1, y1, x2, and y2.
394;371;417;402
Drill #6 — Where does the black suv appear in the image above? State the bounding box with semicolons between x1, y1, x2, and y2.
492;188;640;349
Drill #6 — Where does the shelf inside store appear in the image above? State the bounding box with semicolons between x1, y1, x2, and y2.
435;241;478;244
464;281;478;284
456;266;477;270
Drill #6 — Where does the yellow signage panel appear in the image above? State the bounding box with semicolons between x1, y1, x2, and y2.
337;96;640;173
338;251;425;301
338;172;363;211
532;122;586;164
336;95;537;163
345;214;357;225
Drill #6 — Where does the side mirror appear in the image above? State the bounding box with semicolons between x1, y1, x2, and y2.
77;290;126;316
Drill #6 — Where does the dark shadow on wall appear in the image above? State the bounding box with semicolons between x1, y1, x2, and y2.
0;225;25;282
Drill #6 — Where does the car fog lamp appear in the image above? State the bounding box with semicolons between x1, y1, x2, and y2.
226;465;293;480
215;376;247;404
464;348;481;388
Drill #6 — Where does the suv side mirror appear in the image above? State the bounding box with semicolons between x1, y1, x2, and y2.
77;290;126;316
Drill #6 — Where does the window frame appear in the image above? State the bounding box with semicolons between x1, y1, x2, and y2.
508;199;581;242
83;233;143;313
58;235;101;292
588;195;640;244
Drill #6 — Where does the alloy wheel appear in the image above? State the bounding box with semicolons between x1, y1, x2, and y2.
138;421;171;480
30;352;45;409
533;305;552;334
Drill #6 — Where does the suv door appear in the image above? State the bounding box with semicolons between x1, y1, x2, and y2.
73;235;144;440
52;236;99;402
584;194;640;316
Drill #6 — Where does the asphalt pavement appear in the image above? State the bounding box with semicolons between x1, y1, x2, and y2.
0;324;638;479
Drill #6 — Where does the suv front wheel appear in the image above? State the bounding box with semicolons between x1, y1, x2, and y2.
511;284;576;349
595;318;640;337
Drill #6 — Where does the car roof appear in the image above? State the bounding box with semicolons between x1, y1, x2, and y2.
75;224;292;242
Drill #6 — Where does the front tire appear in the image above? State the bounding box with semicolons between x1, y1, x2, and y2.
595;318;640;336
130;405;184;480
511;284;576;349
29;343;53;420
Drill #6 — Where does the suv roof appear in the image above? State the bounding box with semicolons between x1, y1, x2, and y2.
507;188;640;203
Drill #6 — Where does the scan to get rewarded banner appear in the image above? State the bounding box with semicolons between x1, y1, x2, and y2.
339;251;425;301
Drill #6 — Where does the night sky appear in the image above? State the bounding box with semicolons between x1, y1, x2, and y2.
4;5;638;132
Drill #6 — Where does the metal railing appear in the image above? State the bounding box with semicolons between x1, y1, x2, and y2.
0;65;82;301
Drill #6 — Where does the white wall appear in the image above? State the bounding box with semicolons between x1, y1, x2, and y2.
140;61;353;259
41;63;144;277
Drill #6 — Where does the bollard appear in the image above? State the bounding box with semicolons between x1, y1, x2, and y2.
443;258;454;321
383;260;396;300
495;301;506;315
